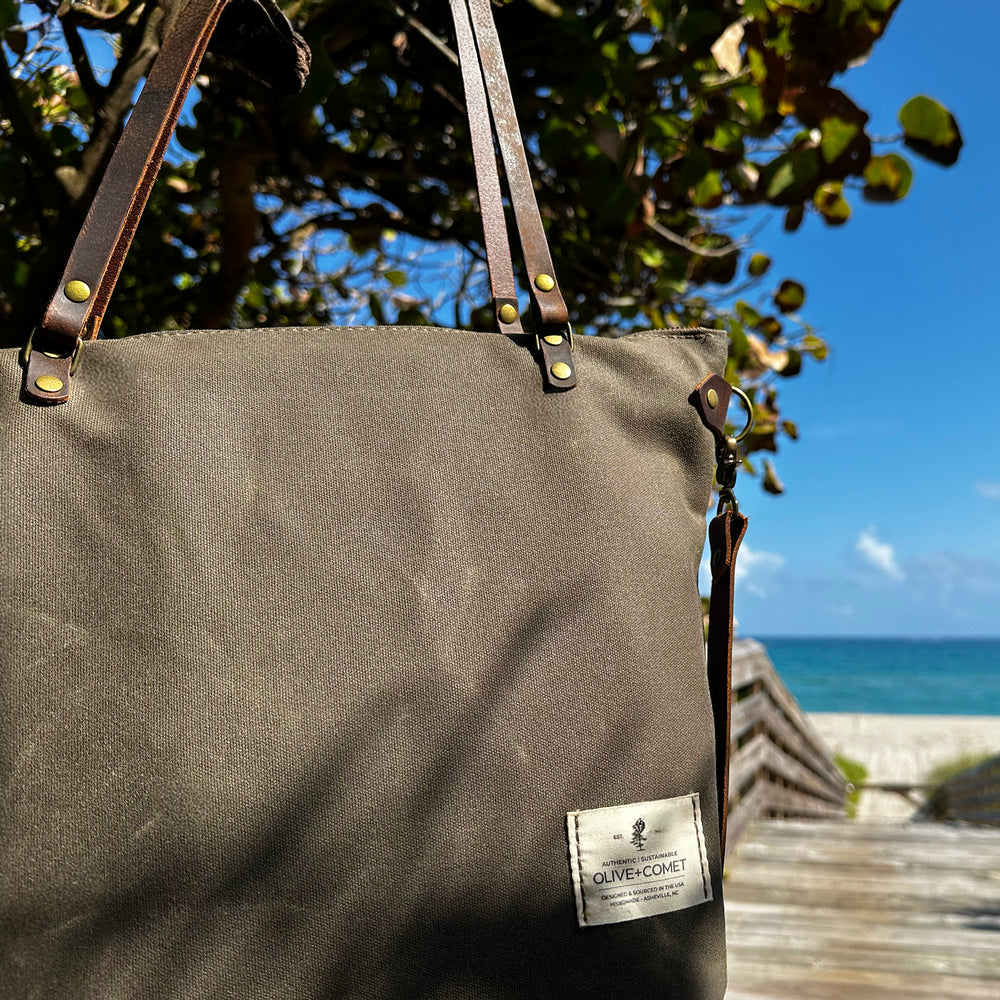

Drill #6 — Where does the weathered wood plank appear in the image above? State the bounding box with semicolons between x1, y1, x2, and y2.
731;689;844;791
729;732;845;806
725;819;1000;999
724;961;1000;1000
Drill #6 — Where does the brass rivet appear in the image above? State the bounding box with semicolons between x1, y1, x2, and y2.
534;273;555;292
550;361;572;380
707;388;719;409
542;334;564;346
35;375;64;393
64;280;91;303
498;304;518;325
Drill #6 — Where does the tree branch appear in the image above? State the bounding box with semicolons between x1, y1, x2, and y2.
648;219;742;258
63;20;101;109
64;2;164;205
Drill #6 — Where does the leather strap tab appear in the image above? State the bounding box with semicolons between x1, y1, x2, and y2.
23;346;73;406
690;373;733;445
707;508;748;856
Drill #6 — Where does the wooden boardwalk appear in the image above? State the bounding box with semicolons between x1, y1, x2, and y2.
725;819;1000;999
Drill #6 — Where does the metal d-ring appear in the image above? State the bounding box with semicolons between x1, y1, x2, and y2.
20;327;84;376
730;384;754;442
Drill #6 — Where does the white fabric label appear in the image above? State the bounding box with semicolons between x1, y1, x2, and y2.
566;793;713;927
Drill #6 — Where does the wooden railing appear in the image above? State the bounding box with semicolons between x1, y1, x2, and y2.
923;752;1000;825
726;639;847;854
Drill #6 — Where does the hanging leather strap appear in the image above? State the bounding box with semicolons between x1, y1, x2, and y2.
461;0;576;389
707;507;748;856
690;373;750;856
449;0;522;334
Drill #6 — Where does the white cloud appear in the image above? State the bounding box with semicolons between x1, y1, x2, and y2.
735;545;785;598
855;527;905;581
975;481;1000;501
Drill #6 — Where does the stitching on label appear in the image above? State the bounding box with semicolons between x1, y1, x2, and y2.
570;812;589;925
691;793;710;901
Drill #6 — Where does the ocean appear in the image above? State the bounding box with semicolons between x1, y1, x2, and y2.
754;637;1000;716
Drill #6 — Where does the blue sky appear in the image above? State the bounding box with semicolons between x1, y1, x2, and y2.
715;0;1000;637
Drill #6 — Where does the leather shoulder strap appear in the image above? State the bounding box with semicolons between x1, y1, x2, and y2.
461;0;576;388
25;0;236;403
449;0;522;335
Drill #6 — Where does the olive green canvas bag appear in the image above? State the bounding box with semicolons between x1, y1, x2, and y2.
1;1;747;996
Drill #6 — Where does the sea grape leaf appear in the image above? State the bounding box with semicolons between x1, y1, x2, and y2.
862;153;913;202
774;279;805;313
814;181;851;225
899;95;963;166
820;116;859;164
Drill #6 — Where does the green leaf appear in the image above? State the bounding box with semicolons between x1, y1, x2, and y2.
802;334;829;360
706;121;745;160
819;116;859;164
638;246;666;267
0;0;16;32
384;269;407;287
691;171;724;208
774;279;805;313
368;293;386;325
736;300;763;326
782;420;799;440
748;253;771;277
758;316;783;340
747;47;768;87
766;0;822;11
813;181;851;225
784;205;805;232
862;153;913;202
898;95;963;166
742;0;771;19
762;150;819;204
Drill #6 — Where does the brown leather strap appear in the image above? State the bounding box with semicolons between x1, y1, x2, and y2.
449;0;522;334
41;0;230;350
463;0;567;328
462;0;576;389
707;508;748;857
691;371;749;855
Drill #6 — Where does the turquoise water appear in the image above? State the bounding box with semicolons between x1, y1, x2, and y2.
755;638;1000;716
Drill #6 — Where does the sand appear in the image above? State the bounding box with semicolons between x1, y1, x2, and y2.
808;712;1000;822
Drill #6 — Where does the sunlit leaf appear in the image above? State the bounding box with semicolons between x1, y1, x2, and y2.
899;95;963;166
862;153;913;202
748;253;771;277
813;181;851;225
802;334;829;360
774;279;805;313
691;171;724;208
819;116;859;164
710;21;744;76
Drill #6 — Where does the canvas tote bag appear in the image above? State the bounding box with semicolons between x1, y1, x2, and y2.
1;0;749;996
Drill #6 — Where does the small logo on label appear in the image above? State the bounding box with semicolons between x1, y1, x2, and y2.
631;817;647;851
